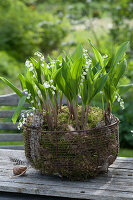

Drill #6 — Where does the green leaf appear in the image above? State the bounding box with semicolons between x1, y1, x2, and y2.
71;44;83;62
25;79;36;100
112;59;127;87
119;84;133;95
35;58;42;84
0;77;24;97
61;59;74;95
18;74;26;90
34;81;46;101
89;40;104;69
12;96;27;124
104;78;116;104
81;80;88;106
84;69;94;104
53;68;72;102
71;58;83;96
94;74;108;97
71;58;83;79
110;41;129;72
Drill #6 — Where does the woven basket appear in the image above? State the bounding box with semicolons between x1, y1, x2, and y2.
23;114;119;180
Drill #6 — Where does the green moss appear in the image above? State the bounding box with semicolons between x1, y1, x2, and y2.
41;106;103;131
23;106;119;180
87;107;103;128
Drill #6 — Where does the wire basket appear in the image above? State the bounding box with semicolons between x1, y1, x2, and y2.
23;115;119;180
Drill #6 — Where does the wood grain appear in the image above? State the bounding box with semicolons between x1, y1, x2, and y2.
0;150;132;200
0;110;27;118
0;122;18;130
0;134;23;141
0;93;29;107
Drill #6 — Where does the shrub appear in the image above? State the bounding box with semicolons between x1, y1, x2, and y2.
0;51;22;79
38;14;69;53
0;0;41;61
0;0;69;61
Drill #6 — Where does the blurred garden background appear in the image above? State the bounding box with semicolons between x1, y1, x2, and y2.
0;0;133;156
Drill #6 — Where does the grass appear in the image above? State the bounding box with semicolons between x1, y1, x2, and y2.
0;141;24;145
119;148;133;158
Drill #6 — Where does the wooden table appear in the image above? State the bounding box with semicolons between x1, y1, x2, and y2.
0;149;133;200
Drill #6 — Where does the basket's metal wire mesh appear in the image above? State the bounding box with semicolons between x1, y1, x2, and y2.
23;117;119;180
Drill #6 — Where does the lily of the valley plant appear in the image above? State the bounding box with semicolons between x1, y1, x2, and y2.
0;41;129;130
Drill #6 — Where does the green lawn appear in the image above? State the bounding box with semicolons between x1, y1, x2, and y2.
119;148;133;157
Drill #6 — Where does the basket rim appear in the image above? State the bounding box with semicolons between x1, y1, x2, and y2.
23;116;119;134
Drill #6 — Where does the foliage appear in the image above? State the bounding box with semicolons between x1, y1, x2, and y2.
0;0;40;61
113;88;133;148
38;14;69;53
108;0;133;59
0;0;133;149
0;42;129;131
0;51;22;79
0;0;69;61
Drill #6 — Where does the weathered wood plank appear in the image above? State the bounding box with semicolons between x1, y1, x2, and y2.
0;150;133;200
0;94;20;106
0;192;61;200
0;134;23;141
0;145;24;150
0;110;27;118
0;150;133;199
0;179;133;200
117;157;133;161
109;162;133;170
0;93;79;106
0;164;133;180
0;93;29;107
0;122;18;130
0;166;133;189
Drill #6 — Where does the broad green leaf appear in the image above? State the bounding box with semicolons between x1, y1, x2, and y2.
0;77;24;97
92;62;101;76
12;96;27;124
71;58;83;79
18;74;26;90
71;58;83;96
94;74;108;97
104;78;116;105
119;84;133;95
89;40;104;69
104;57;110;67
111;59;127;87
25;79;36;100
34;81;46;101
35;58;42;84
71;44;83;62
83;69;94;104
61;59;74;96
110;41;129;72
81;80;88;106
53;68;72;102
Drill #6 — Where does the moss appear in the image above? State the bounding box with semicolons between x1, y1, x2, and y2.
23;106;119;181
41;106;103;131
87;107;103;128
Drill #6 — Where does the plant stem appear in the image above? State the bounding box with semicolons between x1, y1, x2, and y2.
74;104;79;130
84;105;90;129
59;92;63;112
81;105;85;129
102;93;104;119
